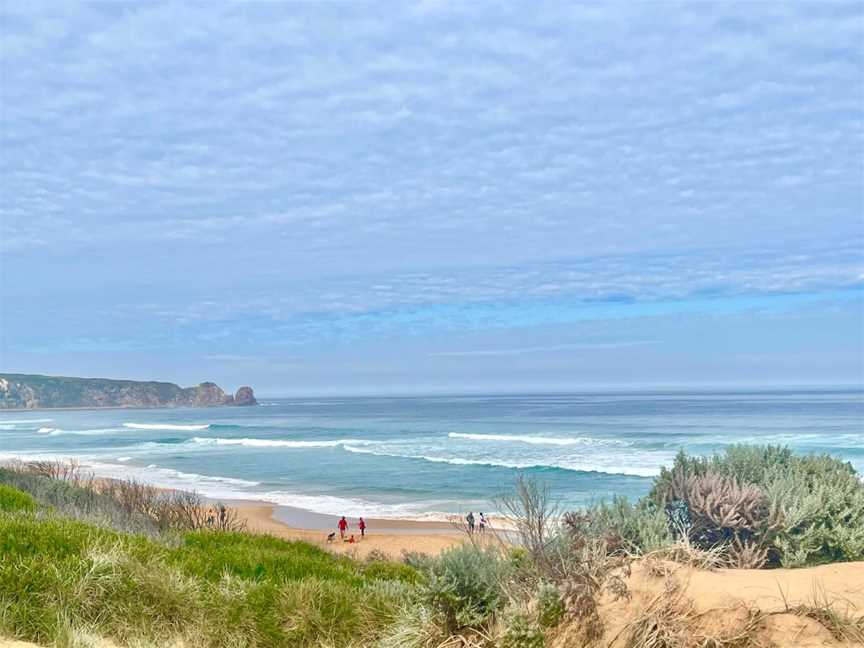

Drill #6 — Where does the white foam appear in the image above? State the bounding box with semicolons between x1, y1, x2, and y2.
343;445;661;477
191;436;375;449
123;423;211;431
151;466;261;487
60;459;261;489
43;428;124;437
448;432;628;446
116;457;131;462
259;490;452;520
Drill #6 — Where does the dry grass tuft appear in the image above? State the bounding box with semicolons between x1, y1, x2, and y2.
775;584;864;644
642;534;727;572
614;577;765;648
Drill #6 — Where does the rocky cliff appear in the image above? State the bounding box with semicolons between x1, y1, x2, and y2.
0;374;258;410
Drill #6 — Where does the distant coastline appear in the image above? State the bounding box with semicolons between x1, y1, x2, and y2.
0;373;258;410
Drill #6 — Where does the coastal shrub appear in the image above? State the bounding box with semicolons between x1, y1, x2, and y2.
646;446;864;567
18;458;86;482
0;466;107;513
662;470;782;566
498;475;561;573
765;454;864;567
0;483;37;512
649;446;796;502
0;461;246;535
401;550;434;571
97;479;247;533
501;612;545;648
0;465;162;535
420;544;508;634
535;582;565;629
566;496;672;554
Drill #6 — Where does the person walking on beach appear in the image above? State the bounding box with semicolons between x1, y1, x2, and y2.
479;512;487;533
338;516;348;540
358;517;366;538
466;511;475;533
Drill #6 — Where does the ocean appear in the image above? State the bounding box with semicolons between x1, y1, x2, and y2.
1;390;862;520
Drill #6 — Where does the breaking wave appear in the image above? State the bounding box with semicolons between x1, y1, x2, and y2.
191;436;375;449
448;432;628;446
39;427;123;436
123;423;211;431
343;445;660;477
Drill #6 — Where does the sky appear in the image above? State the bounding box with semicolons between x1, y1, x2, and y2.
1;1;862;396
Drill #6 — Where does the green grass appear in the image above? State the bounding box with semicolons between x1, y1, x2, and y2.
0;483;36;513
0;501;418;648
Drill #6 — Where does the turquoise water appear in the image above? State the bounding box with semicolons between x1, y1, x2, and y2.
1;390;862;519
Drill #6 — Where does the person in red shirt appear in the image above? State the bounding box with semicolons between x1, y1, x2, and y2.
338;516;348;539
358;517;366;538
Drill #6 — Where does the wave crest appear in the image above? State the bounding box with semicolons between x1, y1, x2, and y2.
40;427;123;436
448;432;627;446
191;437;375;449
123;423;211;431
343;445;659;477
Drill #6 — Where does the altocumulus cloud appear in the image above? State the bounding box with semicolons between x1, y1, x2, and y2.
0;1;862;384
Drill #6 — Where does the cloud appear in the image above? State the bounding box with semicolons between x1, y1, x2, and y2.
0;2;861;386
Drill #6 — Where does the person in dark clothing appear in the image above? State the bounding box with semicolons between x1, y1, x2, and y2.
358;517;366;538
466;511;475;533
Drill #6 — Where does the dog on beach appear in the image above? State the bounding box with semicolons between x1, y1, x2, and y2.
326;532;336;542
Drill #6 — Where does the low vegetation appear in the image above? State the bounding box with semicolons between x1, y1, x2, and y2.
649;445;864;568
0;507;416;647
0;459;246;535
0;444;861;647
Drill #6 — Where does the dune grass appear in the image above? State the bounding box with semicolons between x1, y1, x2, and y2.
0;509;417;648
0;483;36;513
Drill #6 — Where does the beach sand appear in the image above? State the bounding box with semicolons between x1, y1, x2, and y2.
595;560;864;648
232;500;466;558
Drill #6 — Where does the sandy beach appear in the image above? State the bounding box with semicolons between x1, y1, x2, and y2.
232;500;467;558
